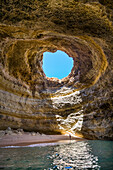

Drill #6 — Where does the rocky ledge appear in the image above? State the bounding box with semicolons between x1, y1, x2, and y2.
0;0;113;140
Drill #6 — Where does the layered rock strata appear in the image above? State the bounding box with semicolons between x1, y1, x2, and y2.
0;0;113;139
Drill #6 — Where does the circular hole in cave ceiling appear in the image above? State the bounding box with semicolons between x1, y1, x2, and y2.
42;50;74;79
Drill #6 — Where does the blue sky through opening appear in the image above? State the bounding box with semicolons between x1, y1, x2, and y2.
42;50;73;79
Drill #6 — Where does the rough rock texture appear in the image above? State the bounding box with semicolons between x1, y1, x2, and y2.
0;0;113;139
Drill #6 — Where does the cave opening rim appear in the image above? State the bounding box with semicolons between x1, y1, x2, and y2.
42;50;74;81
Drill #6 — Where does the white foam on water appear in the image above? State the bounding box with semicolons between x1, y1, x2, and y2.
0;140;73;148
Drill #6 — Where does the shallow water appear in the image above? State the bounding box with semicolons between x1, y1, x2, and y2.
0;140;113;169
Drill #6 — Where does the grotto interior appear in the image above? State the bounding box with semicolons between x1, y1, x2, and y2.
0;0;113;140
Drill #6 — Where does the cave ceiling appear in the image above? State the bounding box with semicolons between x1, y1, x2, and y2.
0;0;113;139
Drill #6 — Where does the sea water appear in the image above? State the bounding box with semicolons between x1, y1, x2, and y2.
0;140;113;169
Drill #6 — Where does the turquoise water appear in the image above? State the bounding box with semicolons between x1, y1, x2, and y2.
0;140;113;169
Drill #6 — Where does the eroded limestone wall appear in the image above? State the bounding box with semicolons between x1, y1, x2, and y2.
0;0;113;139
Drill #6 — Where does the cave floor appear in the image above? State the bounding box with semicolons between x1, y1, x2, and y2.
0;132;85;147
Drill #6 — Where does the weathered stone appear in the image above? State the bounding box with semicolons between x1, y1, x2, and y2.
0;0;113;139
0;131;5;138
31;132;36;136
5;128;13;135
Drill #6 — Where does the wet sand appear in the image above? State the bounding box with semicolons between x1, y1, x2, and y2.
0;132;85;147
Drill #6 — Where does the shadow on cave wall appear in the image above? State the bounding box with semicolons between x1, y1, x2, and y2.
0;0;113;139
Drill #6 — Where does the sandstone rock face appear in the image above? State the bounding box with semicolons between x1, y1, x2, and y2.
0;0;113;139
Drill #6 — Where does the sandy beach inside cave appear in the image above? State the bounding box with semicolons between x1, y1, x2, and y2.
0;132;85;147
